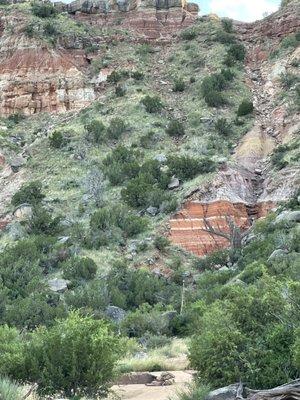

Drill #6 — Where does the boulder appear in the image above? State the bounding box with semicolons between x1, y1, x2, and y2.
117;372;156;385
267;249;287;262
154;154;167;163
168;176;180;190
207;384;240;400
146;206;159;216
9;156;26;172
106;305;126;323
48;278;69;293
13;204;32;221
275;210;300;224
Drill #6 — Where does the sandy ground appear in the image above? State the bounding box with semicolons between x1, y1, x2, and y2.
109;371;194;400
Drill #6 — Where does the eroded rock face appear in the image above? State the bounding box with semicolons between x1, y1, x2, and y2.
0;39;95;116
169;200;274;257
168;0;300;258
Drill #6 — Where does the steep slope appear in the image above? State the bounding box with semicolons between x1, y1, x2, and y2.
169;1;300;256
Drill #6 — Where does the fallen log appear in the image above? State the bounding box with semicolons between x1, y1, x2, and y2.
207;380;300;400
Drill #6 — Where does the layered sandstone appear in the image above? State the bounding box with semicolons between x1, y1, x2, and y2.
169;200;274;257
66;0;199;40
0;25;95;116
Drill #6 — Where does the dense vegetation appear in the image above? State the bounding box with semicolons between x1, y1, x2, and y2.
0;3;299;399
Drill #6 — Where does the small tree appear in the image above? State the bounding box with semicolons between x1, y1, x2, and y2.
0;325;25;379
26;312;122;397
166;120;185;137
107;117;126;140
31;1;57;18
141;95;163;113
237;100;254;116
85;119;106;144
173;78;186;92
12;181;44;206
84;168;106;207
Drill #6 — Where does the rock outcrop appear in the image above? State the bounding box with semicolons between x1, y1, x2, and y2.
0;32;95;116
168;0;300;257
66;0;199;40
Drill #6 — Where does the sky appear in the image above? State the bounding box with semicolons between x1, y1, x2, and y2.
198;0;281;22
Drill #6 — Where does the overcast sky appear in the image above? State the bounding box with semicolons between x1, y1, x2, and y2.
199;0;281;22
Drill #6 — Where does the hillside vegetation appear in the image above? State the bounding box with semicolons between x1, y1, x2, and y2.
0;1;299;399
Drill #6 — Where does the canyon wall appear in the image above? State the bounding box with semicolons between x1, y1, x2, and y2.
169;200;274;257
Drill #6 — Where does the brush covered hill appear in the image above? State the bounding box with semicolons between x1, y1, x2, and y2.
0;0;299;398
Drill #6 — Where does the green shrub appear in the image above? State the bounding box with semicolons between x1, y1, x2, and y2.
168;156;216;180
31;1;57;18
166;120;185;137
26;312;122;397
106;261;180;310
0;325;25;379
227;43;246;61
103;145;140;185
142;333;172;349
88;205;147;248
181;27;197;40
280;34;299;49
28;206;61;236
85;119;106;143
204;91;226;107
7;113;25;125
215;118;231;136
222;18;233;33
131;70;144;80
107;117;126;140
176;383;211;400
237;100;254;116
49;130;70;148
62;257;97;282
121;175;168;208
64;280;109;314
0;377;23;400
154;236;170;252
107;70;123;83
12;181;44;206
215;30;237;44
136;44;155;56
121;305;171;337
173;78;186;92
221;68;235;82
44;20;58;36
141;95;163;113
115;84;127;97
201;73;228;107
280;72;299;89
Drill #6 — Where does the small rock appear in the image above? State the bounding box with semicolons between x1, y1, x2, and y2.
218;266;229;272
146;206;159;216
254;168;262;175
48;278;69;293
57;236;70;244
207;384;240;400
13;204;33;221
267;249;287;262
134;351;148;360
9;156;26;172
154;154;167;163
168;177;180;190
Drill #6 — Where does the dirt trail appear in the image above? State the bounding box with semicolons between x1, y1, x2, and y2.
109;371;194;400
